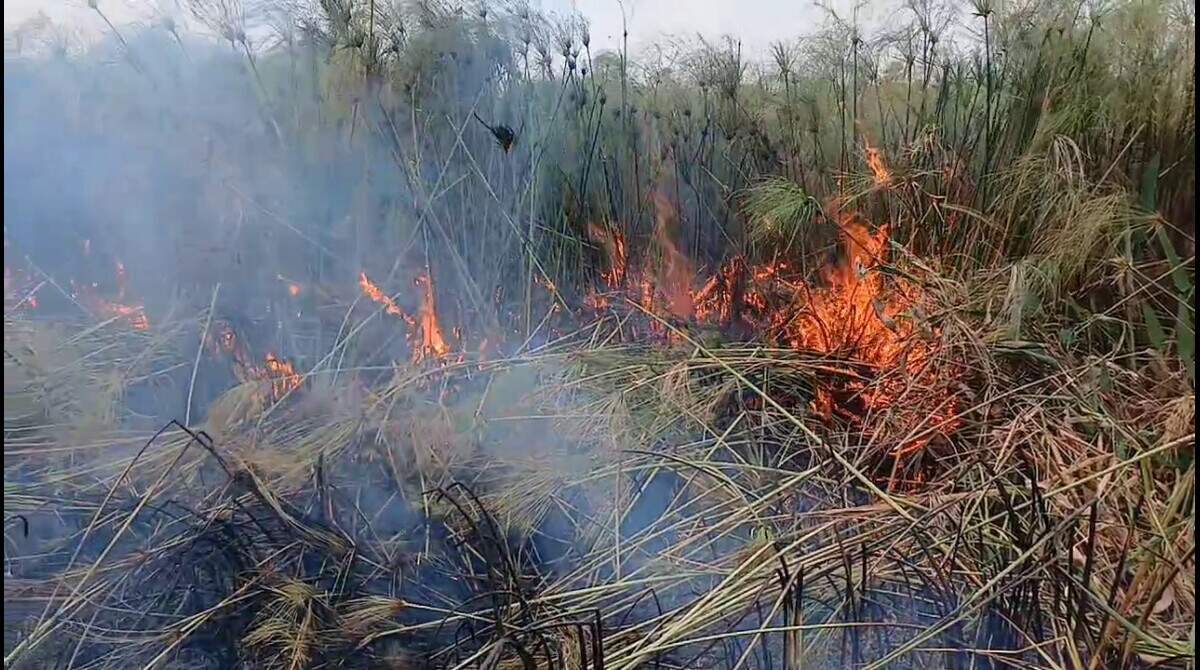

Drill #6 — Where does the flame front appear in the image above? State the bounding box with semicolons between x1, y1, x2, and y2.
580;182;958;466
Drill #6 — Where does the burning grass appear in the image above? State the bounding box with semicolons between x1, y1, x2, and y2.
3;261;1193;669
2;0;1195;668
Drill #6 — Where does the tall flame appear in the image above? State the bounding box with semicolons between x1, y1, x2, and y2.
413;271;451;360
784;211;899;357
587;222;628;289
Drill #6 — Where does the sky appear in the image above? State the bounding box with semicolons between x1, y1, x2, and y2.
559;0;829;53
4;0;910;58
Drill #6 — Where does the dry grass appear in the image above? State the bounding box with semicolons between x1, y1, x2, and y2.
2;0;1194;667
3;272;1193;668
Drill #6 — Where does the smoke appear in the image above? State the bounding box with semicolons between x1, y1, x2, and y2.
3;10;1051;669
4;11;538;416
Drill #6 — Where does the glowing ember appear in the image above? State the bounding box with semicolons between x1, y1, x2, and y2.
277;275;302;297
96;300;151;331
84;262;150;330
214;322;240;356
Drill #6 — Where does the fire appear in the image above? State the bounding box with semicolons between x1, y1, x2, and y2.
278;275;302;297
358;271;407;318
93;261;149;330
581;184;959;471
98;300;151;331
782;212;899;356
864;139;892;187
413;271;451;360
4;261;42;311
587;222;628;289
585;223;630;310
358;269;454;362
262;352;303;400
213;322;241;356
63;261;150;331
209;322;303;402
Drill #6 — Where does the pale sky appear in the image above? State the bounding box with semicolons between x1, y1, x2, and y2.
560;0;828;53
4;0;907;58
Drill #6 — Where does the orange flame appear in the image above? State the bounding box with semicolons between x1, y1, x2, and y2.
211;322;303;402
864;139;892;187
587;222;628;289
580;175;958;469
359;271;407;318
68;260;152;330
413;271;451;360
358;270;455;362
262;352;303;400
99;301;151;331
